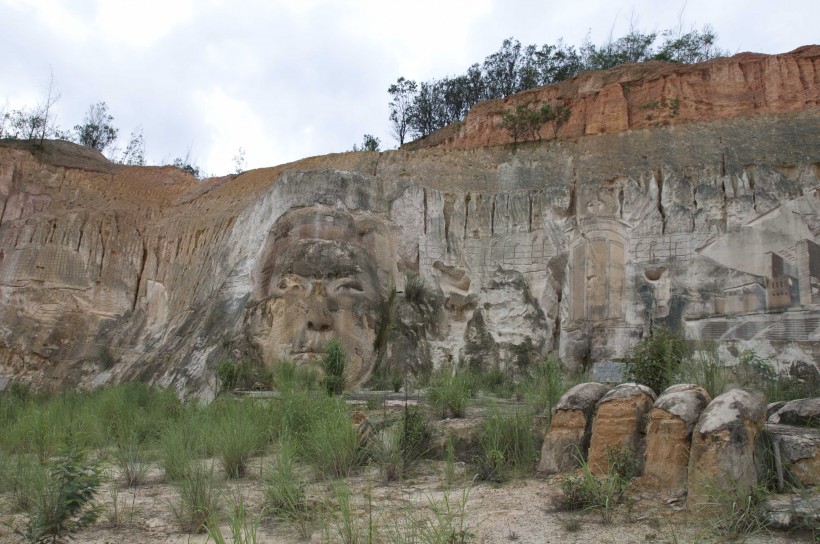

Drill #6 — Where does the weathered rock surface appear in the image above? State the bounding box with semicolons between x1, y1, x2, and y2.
587;383;655;475
687;388;768;509
537;382;610;474
764;422;820;487
768;397;820;427
641;384;711;492
409;46;820;150
1;49;819;397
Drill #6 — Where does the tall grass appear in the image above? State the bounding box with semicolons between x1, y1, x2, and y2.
427;366;473;419
209;398;267;478
170;461;222;534
302;400;361;479
675;347;732;398
265;435;311;539
475;407;537;482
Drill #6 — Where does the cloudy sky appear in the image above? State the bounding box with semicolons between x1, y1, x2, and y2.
1;0;817;175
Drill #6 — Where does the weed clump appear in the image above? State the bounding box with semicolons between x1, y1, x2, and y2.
623;328;689;395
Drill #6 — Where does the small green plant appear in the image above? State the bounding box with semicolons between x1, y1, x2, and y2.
697;480;771;540
427;366;473;419
170;461;222;533
113;433;152;487
669;96;681;117
206;495;260;544
13;443;103;544
604;444;639;480
557;452;631;525
675;346;732;398
216;360;273;393
324;482;374;544
404;272;426;304
365;394;385;411
518;356;568;417
265;435;311;539
623;328;690;395
322;339;347;395
371;425;403;482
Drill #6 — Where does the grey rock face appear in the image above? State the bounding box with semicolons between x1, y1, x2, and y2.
687;388;768;509
768;397;820;427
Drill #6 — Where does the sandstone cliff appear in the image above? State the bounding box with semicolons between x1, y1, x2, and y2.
1;48;819;397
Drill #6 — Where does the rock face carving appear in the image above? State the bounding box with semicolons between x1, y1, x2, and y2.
0;49;819;396
243;207;392;385
641;384;711;492
537;382;610;474
687;388;767;510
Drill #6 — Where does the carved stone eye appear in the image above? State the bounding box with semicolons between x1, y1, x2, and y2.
335;279;364;293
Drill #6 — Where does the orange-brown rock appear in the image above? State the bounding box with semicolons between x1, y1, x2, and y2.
587;383;656;476
687;388;767;510
408;46;820;150
641;384;711;492
537;382;610;474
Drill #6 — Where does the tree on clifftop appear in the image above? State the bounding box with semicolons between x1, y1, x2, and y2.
388;77;417;145
74;101;118;152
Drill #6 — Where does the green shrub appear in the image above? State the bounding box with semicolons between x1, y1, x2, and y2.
736;349;816;402
475;407;537;482
399;405;433;469
302;401;360;479
697;480;771;540
206;496;260;544
12;444;103;543
171;461;222;533
113;432;152;487
517;356;570;416
322;340;346;395
159;407;210;481
427;366;473;419
404;272;426;305
623;328;689;395
210;398;266;478
557;452;632;525
216;360;273;393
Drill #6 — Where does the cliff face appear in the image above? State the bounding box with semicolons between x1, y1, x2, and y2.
1;49;819;397
408;46;820;150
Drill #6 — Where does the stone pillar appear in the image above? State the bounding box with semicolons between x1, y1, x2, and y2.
641;384;711;493
587;382;656;476
537;382;610;474
687;388;767;510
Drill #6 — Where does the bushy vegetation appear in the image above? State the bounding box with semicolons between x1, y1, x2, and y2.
389;25;725;143
322;339;347;395
427;365;474;419
475;407;538;482
623;327;690;395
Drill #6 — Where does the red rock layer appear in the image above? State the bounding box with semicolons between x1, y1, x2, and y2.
408;46;820;150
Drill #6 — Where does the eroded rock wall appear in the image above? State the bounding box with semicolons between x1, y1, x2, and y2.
1;50;819;397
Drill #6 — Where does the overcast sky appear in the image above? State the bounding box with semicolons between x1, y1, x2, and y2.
1;0;817;175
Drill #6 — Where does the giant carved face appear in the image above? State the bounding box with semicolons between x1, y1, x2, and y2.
246;208;388;386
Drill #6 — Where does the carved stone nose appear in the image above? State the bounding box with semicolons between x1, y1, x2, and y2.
307;319;332;332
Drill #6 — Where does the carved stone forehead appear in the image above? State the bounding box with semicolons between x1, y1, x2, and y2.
255;207;388;297
271;239;374;279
